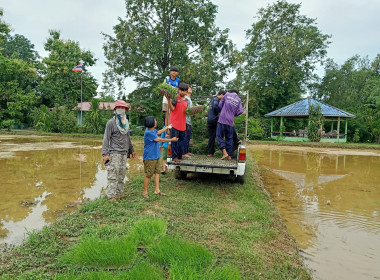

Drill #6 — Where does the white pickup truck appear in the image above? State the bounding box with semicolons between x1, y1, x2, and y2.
166;92;248;184
166;144;246;184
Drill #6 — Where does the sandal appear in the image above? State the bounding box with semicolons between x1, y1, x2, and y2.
142;193;148;198
154;191;166;196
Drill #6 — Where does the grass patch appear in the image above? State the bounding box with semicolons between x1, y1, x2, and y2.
0;155;311;279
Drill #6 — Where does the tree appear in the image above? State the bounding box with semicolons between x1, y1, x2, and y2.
39;30;98;108
103;0;236;98
0;34;40;65
0;10;38;129
0;9;11;43
0;56;39;128
240;0;330;117
314;55;380;142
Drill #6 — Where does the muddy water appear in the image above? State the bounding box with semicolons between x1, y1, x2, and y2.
0;135;144;246
249;145;380;280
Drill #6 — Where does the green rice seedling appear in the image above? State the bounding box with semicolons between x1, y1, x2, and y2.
55;262;164;280
129;218;167;246
124;261;165;280
168;261;200;280
59;236;137;268
148;235;213;272
157;83;178;99
55;270;121;280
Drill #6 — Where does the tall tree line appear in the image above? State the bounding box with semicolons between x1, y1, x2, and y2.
0;1;379;142
0;9;98;131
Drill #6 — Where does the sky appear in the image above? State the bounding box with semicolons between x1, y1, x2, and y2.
1;0;380;94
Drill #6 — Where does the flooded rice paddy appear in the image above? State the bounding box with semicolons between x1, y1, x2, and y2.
249;145;380;280
1;135;380;279
0;135;144;245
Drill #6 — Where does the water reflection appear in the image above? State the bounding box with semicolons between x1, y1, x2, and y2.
249;146;380;280
0;135;143;245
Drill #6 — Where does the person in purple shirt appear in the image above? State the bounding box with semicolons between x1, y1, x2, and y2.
217;89;243;160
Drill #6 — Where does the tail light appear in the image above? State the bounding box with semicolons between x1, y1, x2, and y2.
167;143;172;157
238;148;246;162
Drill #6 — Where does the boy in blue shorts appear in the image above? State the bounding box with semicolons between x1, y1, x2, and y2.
143;116;178;198
160;125;169;175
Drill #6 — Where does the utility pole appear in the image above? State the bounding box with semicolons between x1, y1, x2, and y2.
245;91;249;143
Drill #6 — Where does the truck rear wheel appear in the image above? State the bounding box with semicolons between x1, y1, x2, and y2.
236;173;245;185
174;169;187;180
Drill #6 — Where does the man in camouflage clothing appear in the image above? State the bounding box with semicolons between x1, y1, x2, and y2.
102;100;136;201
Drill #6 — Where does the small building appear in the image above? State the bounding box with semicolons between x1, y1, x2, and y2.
265;98;355;143
73;102;130;126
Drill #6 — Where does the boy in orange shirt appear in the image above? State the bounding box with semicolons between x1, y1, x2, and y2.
165;83;189;162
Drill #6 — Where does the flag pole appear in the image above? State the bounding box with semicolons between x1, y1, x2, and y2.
80;71;83;126
72;61;84;127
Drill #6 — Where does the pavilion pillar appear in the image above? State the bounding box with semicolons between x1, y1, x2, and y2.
337;117;341;142
280;116;284;137
330;121;333;133
271;118;273;138
344;118;348;141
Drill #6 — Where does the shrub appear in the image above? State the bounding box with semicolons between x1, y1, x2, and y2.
84;99;105;134
352;128;360;143
247;117;264;139
29;105;51;131
50;107;78;133
1;119;15;131
308;104;324;142
130;124;145;136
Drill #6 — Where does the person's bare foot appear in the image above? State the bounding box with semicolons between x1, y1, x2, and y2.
183;154;191;158
172;158;182;162
220;154;229;160
207;154;213;157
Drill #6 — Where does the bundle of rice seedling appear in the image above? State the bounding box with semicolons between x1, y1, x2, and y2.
185;105;206;116
189;105;204;114
157;84;177;99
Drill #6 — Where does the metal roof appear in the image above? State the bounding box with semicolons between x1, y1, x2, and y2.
264;98;356;118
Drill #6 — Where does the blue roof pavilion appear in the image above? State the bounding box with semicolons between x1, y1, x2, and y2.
265;98;356;143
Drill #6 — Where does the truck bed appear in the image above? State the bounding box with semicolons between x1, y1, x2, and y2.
167;154;237;169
